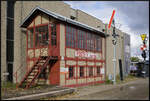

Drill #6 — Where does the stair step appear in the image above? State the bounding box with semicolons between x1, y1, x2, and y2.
26;79;33;82
30;71;38;74
34;64;42;66
18;56;58;89
32;69;39;72
27;76;34;79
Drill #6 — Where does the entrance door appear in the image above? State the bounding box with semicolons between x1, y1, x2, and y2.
49;23;59;56
48;23;60;85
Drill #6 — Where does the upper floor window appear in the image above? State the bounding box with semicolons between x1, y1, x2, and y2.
35;25;49;47
66;24;102;52
66;25;76;48
51;23;57;46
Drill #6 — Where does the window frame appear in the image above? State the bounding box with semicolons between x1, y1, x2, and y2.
65;24;103;52
68;66;74;79
27;23;49;49
96;66;101;76
89;67;93;77
79;66;85;78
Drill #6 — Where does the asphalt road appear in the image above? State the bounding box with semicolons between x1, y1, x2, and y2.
63;78;149;100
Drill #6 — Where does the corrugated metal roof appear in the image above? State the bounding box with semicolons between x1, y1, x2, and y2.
20;6;108;37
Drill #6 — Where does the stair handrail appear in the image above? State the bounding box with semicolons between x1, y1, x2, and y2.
25;56;51;89
17;47;48;88
13;63;24;84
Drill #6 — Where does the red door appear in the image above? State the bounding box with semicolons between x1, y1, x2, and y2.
48;23;60;85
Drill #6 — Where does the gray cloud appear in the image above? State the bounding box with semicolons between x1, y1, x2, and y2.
64;1;149;58
106;1;149;33
106;1;149;58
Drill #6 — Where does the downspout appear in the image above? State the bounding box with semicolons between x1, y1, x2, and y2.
6;0;16;82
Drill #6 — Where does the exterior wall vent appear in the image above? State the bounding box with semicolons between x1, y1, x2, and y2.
70;8;76;20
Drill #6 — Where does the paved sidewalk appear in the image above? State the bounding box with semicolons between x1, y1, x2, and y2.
61;77;148;100
2;77;147;100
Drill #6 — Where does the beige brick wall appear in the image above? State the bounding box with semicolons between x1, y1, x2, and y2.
12;1;70;83
60;24;65;57
76;10;105;32
1;1;7;82
105;24;124;77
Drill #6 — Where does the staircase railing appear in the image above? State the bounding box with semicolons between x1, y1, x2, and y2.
25;56;51;89
14;47;48;88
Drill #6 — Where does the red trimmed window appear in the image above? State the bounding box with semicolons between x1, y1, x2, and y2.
69;66;74;78
35;25;49;47
80;66;84;77
97;66;101;76
66;26;76;48
89;67;93;77
51;23;57;46
66;24;102;51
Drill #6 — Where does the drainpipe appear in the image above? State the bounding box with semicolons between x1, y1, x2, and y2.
6;0;16;82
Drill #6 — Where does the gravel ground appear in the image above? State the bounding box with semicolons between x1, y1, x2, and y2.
1;84;66;99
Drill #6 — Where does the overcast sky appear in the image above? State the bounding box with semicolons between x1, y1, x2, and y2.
64;1;149;60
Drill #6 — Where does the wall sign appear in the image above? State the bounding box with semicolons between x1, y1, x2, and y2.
101;68;105;74
60;67;68;74
75;50;97;59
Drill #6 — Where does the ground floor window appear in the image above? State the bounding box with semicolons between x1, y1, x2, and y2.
97;67;101;76
69;66;74;78
80;66;84;77
89;67;93;77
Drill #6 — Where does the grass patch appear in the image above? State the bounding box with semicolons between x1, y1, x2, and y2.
104;74;138;85
105;76;113;84
115;74;138;84
1;81;17;89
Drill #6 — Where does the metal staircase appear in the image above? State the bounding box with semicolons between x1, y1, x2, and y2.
17;56;58;89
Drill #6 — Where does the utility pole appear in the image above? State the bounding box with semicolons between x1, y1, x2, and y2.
112;19;119;85
108;10;119;85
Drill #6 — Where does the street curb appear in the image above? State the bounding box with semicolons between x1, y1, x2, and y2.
4;88;76;100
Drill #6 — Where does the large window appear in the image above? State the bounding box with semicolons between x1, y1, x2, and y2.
87;32;91;50
35;25;49;47
28;25;49;48
66;25;102;51
69;66;74;78
66;26;76;48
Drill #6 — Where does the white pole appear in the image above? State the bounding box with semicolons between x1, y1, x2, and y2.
113;42;116;85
